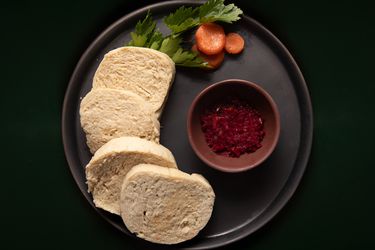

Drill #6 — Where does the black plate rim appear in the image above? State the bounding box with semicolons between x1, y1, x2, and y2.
61;1;313;249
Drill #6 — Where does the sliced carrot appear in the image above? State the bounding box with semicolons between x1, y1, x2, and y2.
225;33;245;54
204;51;224;69
192;44;225;69
195;23;226;55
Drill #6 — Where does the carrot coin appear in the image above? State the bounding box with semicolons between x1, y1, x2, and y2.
195;23;226;55
225;33;245;54
203;50;225;69
192;44;225;69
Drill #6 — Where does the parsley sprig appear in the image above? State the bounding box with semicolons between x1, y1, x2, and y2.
164;0;243;34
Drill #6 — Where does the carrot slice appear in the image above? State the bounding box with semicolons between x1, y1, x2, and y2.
192;44;225;69
195;23;226;55
225;33;245;54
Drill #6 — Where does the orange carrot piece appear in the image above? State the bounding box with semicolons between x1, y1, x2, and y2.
225;33;245;54
192;44;225;69
195;23;226;55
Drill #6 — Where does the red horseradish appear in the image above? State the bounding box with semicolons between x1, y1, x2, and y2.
200;98;265;157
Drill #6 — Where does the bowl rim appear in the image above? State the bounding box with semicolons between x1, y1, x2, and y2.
187;79;281;173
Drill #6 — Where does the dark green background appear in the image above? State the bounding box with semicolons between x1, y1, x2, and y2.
1;0;374;249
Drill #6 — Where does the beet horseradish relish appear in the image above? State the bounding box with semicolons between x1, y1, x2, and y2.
200;98;265;158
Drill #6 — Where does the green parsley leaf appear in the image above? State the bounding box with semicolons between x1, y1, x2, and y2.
163;6;199;34
164;0;243;34
159;36;182;57
172;48;209;68
128;11;157;47
199;0;243;23
158;37;209;68
147;30;163;50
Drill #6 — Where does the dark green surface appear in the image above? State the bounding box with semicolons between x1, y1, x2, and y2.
1;0;374;249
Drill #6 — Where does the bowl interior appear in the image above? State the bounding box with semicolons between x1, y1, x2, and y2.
188;80;280;172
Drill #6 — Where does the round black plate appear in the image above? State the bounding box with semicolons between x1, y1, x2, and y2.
62;1;313;249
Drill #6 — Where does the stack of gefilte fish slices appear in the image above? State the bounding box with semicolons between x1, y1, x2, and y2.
79;46;215;244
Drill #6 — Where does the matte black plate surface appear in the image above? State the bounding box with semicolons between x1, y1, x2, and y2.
62;1;313;249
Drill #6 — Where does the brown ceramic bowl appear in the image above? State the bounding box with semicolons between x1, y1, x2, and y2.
187;79;280;173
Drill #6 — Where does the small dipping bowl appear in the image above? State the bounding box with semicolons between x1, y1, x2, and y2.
187;79;280;173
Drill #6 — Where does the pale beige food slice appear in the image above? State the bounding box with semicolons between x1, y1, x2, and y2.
85;137;177;215
80;88;160;153
92;46;175;116
120;164;215;244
